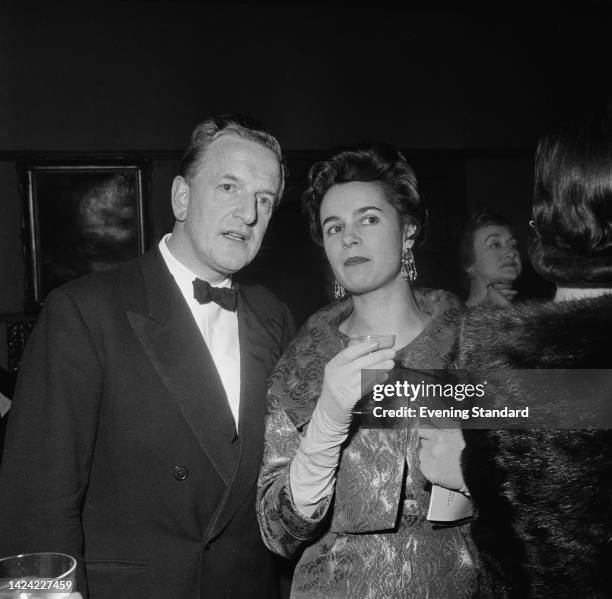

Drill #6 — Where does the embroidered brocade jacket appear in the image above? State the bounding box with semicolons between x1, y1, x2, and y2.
257;289;479;599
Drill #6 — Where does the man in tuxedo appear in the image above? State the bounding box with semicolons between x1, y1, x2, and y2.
0;115;295;598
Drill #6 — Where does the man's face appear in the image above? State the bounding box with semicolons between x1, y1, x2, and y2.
171;134;281;282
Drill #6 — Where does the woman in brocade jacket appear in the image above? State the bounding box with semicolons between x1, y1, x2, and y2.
257;143;479;599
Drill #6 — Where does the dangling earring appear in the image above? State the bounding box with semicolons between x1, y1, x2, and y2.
401;248;417;282
333;280;346;300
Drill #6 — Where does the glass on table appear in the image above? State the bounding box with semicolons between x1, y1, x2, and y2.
0;552;78;598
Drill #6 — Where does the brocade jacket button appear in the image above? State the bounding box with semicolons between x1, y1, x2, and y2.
173;465;189;481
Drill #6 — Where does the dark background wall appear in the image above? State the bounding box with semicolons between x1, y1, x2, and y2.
1;1;611;366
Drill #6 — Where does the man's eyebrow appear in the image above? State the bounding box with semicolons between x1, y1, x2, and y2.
219;174;241;182
257;188;280;199
219;173;279;198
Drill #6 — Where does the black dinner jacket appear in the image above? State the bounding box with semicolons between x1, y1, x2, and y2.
0;247;295;599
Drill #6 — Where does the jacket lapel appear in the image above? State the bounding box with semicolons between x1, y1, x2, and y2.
206;284;283;542
127;249;237;486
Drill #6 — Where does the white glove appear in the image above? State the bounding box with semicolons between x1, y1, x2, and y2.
290;341;395;516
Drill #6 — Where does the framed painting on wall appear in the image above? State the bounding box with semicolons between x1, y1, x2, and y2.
20;158;151;312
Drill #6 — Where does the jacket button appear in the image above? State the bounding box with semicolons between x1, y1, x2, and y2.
173;465;189;481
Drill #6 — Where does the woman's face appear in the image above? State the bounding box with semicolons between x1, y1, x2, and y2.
319;181;413;294
469;224;522;284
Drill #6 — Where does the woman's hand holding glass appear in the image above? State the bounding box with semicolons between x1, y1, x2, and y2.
319;341;396;430
289;340;396;516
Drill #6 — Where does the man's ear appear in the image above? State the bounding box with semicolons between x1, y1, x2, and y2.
402;223;418;250
171;176;190;222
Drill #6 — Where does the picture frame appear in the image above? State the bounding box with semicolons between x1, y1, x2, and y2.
19;157;151;312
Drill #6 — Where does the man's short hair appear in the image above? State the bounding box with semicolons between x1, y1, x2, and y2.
179;114;287;201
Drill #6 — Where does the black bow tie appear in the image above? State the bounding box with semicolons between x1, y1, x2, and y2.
193;279;238;312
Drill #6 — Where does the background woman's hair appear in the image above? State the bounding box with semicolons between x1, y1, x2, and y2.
530;104;612;286
301;142;426;246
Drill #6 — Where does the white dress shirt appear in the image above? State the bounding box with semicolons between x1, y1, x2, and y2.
158;234;241;429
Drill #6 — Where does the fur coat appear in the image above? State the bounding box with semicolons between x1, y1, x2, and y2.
457;295;612;599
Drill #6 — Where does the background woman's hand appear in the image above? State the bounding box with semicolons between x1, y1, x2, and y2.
485;281;518;307
417;425;467;491
319;341;396;428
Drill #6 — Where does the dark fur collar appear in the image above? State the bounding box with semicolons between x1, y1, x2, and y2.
458;294;612;370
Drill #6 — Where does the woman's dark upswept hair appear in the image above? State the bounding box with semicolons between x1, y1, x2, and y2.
530;105;612;286
301;142;426;246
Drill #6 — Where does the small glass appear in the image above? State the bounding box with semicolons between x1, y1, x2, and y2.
340;334;396;350
0;552;77;598
340;334;396;414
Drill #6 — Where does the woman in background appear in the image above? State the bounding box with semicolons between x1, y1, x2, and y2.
257;143;478;599
420;107;612;598
460;210;522;307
